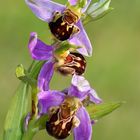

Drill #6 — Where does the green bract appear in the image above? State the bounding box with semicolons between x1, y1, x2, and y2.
83;0;113;24
87;101;124;120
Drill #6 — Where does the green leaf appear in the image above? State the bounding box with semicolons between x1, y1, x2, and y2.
87;101;124;120
3;82;30;140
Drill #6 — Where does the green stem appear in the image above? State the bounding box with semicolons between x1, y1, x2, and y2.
21;61;45;140
31;88;39;118
29;61;45;118
22;120;38;140
22;113;49;140
22;130;35;140
28;60;36;73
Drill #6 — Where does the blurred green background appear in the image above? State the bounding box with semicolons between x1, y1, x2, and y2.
0;0;140;140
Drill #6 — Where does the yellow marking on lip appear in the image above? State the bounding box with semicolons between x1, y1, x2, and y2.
75;63;81;68
58;130;63;136
62;122;66;129
54;120;60;125
62;32;65;35
76;57;82;61
61;22;65;26
66;25;69;31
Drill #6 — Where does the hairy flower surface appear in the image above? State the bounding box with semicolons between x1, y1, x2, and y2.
28;32;87;90
37;70;102;139
25;0;93;56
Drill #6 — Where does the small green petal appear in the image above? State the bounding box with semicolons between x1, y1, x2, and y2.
16;64;26;78
54;41;78;56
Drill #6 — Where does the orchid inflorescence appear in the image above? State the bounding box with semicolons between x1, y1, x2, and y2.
3;0;123;140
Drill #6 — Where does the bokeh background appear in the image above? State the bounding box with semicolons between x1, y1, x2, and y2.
0;0;140;140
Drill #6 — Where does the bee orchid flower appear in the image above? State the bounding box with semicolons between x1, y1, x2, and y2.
37;69;102;140
25;0;93;56
28;32;87;91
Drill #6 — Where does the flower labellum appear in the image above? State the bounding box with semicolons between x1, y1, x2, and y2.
49;9;80;41
46;96;82;139
56;52;86;75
